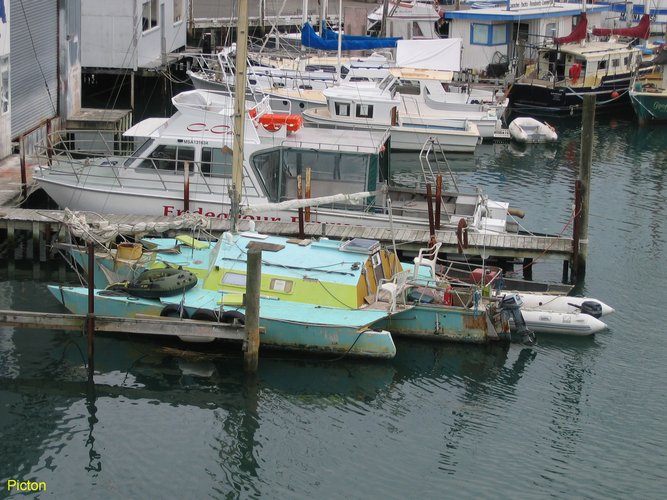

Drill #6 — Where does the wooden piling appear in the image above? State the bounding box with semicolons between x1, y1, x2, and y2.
86;242;95;382
573;94;594;280
297;174;305;239
435;175;442;230
426;183;435;239
305;167;312;223
244;248;261;373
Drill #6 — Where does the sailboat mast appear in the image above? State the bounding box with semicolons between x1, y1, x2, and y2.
231;0;250;233
337;0;343;82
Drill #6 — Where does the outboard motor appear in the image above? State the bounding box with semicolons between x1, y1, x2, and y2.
499;293;536;345
573;300;603;319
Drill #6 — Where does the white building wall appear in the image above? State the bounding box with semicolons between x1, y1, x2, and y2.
0;4;10;158
82;0;186;69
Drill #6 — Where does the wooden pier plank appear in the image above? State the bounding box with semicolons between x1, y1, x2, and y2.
0;208;574;261
0;310;246;341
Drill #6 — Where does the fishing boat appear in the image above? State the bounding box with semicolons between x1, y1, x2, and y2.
629;47;667;124
508;13;650;116
508;117;558;144
301;74;484;152
32;88;519;235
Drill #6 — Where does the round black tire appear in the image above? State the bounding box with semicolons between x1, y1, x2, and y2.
160;304;189;319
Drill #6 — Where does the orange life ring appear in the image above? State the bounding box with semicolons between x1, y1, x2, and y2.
569;63;582;84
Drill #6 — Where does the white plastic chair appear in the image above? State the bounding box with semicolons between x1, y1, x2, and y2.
376;270;411;312
413;242;442;279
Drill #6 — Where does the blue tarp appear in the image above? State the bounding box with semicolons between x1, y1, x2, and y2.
301;23;400;51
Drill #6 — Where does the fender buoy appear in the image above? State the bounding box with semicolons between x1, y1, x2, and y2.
108;268;197;299
568;63;582;84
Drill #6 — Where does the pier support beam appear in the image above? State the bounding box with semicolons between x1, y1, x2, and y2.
244;248;261;373
573;95;594;281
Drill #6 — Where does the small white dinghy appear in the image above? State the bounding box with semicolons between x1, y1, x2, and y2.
521;310;608;336
508;117;558;144
518;294;615;317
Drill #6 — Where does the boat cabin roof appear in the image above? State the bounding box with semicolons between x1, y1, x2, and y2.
123;89;389;154
543;41;639;57
217;233;383;286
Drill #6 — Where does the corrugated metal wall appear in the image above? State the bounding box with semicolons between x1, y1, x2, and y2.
10;0;58;138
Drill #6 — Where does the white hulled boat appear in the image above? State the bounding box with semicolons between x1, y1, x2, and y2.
33;89;517;234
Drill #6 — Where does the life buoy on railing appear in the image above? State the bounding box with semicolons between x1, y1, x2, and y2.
258;113;303;133
569;63;582;84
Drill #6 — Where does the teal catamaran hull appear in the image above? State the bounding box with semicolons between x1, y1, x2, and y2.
48;285;396;359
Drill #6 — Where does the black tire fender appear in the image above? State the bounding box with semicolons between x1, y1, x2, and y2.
160;304;189;319
220;310;245;325
190;308;219;322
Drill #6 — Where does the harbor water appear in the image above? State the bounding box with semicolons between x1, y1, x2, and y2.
1;114;666;498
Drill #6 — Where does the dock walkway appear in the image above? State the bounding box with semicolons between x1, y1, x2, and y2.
0;207;574;263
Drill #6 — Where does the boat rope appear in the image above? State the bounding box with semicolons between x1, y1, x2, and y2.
48;208;211;244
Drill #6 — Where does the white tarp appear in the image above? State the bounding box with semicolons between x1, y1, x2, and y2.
396;38;462;72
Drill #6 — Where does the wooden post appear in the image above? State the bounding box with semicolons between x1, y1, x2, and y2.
297;174;305;239
522;257;533;281
183;161;190;212
573;94;594;281
435;175;442;230
426;183;435;239
244;248;261;373
305;167;312;223
87;242;95;382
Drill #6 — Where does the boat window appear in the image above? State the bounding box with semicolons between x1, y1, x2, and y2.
598;60;607;70
411;22;424;38
269;279;293;293
124;138;155;167
612;59;620;68
252;149;283;202
356;104;374;118
280;149;370;202
222;272;246;287
136;145;195;172
378;75;394;91
334;102;350;117
201;147;233;177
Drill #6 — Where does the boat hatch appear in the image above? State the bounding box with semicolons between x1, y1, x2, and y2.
339;238;381;255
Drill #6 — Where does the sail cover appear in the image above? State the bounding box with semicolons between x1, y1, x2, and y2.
301;23;401;51
554;13;587;45
396;38;461;71
592;14;650;39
